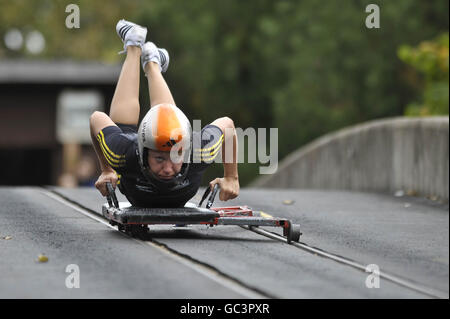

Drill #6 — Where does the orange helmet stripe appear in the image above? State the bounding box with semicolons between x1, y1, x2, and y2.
155;104;183;151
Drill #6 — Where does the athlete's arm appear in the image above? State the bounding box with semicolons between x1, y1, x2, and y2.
208;117;239;201
89;111;119;195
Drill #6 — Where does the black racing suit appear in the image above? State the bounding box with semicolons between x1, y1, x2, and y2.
96;123;224;207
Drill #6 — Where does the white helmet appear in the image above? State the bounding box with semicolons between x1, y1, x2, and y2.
137;103;192;191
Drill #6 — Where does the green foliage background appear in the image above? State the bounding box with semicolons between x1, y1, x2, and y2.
1;0;448;186
398;33;449;116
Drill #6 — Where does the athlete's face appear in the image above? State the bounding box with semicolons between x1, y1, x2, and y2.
147;150;183;180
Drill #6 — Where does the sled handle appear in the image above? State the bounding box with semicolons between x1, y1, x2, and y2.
106;182;119;208
199;183;219;208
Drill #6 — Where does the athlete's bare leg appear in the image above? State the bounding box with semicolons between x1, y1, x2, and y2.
145;62;176;107
109;46;142;125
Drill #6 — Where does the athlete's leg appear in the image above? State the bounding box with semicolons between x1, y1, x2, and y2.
141;42;175;107
145;61;176;107
109;46;142;125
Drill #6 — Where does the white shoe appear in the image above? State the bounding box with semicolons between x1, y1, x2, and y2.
141;42;170;73
116;19;147;53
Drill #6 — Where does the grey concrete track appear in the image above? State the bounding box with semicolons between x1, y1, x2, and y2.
232;189;449;294
1;186;445;298
0;187;250;298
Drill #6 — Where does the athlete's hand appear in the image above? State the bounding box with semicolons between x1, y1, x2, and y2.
95;169;118;197
209;176;240;201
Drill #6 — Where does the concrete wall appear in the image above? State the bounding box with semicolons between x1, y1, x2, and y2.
251;117;449;202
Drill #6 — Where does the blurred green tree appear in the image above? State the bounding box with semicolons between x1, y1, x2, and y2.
1;0;448;185
0;0;138;61
265;0;449;158
398;33;449;116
